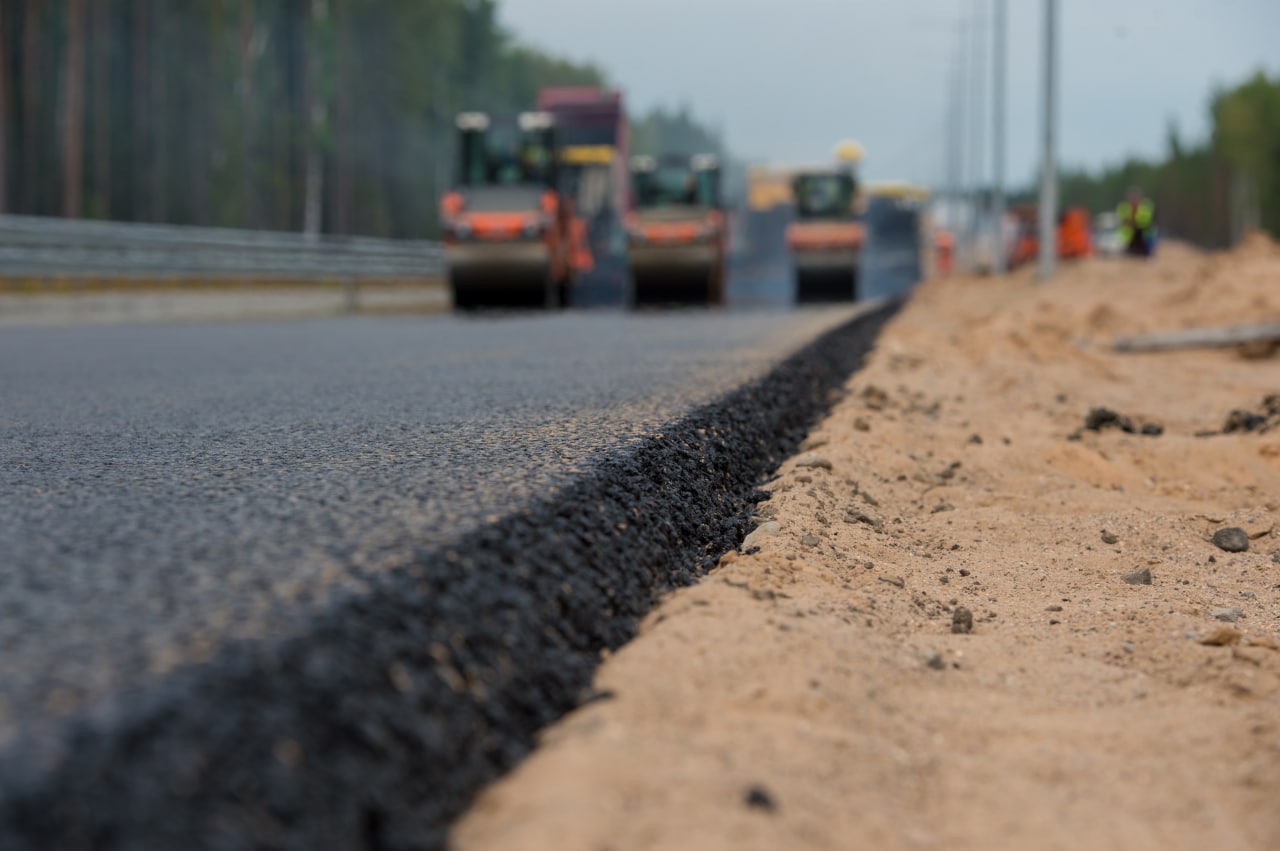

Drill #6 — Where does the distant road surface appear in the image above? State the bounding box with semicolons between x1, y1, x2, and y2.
0;306;863;750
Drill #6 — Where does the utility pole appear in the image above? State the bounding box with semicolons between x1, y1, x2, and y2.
955;14;971;268
969;0;985;271
945;42;963;234
1037;0;1059;281
991;0;1007;274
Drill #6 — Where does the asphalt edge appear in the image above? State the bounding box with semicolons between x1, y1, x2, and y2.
0;300;901;851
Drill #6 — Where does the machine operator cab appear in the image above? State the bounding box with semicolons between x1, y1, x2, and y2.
792;168;858;223
449;111;557;212
631;154;722;212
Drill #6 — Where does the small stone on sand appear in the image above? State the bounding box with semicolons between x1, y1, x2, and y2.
1212;527;1249;553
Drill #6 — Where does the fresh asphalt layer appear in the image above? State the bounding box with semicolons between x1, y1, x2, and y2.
0;303;896;849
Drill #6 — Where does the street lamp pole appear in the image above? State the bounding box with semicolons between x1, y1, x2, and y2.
955;15;970;251
948;42;965;232
969;0;985;271
992;0;1007;274
1037;0;1059;281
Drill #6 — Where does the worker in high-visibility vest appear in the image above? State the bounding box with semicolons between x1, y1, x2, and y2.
1116;188;1157;257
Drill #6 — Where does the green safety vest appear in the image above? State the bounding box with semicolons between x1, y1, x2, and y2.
1116;199;1154;240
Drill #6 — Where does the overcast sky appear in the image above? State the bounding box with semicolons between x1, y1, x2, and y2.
498;0;1280;186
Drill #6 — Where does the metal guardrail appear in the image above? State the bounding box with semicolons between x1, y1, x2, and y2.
0;214;444;279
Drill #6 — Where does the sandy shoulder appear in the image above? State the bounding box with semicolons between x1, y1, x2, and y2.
452;239;1280;851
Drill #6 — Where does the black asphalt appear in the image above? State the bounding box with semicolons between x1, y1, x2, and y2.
0;303;896;849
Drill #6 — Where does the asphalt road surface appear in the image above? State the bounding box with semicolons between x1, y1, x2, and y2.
0;306;864;753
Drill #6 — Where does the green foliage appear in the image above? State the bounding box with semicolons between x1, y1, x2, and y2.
0;0;620;237
1211;71;1280;236
1053;70;1280;247
631;105;722;158
630;105;749;202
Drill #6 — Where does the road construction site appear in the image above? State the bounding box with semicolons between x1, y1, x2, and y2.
4;227;1279;850
6;1;1280;846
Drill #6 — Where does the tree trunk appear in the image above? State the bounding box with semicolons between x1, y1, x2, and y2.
302;0;328;237
0;3;11;213
148;0;166;222
328;0;350;235
21;0;42;213
187;7;212;225
130;0;148;220
92;0;113;218
238;0;258;228
62;0;87;218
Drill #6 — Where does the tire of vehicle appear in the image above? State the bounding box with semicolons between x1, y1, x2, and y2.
709;263;727;307
794;267;858;304
451;267;560;311
632;267;715;307
450;276;473;311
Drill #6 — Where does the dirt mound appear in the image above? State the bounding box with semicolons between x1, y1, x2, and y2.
453;248;1280;851
1234;228;1280;259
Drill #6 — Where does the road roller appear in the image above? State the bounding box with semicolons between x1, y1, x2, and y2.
439;111;591;309
786;142;866;303
626;154;726;306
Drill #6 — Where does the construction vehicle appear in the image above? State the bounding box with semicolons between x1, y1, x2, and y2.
862;181;930;297
785;141;867;302
440;111;589;309
746;166;796;215
740;165;794;267
626;154;726;305
536;87;631;306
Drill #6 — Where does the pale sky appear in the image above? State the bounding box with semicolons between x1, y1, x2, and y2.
498;0;1280;186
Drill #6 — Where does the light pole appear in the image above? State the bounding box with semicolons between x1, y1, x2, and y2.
921;10;980;253
969;0;985;271
992;0;1007;274
948;41;965;235
1037;0;1059;281
955;15;970;249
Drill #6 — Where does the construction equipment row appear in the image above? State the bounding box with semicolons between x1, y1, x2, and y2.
439;87;925;309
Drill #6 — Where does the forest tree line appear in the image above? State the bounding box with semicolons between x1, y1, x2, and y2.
1055;71;1280;248
0;0;729;239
